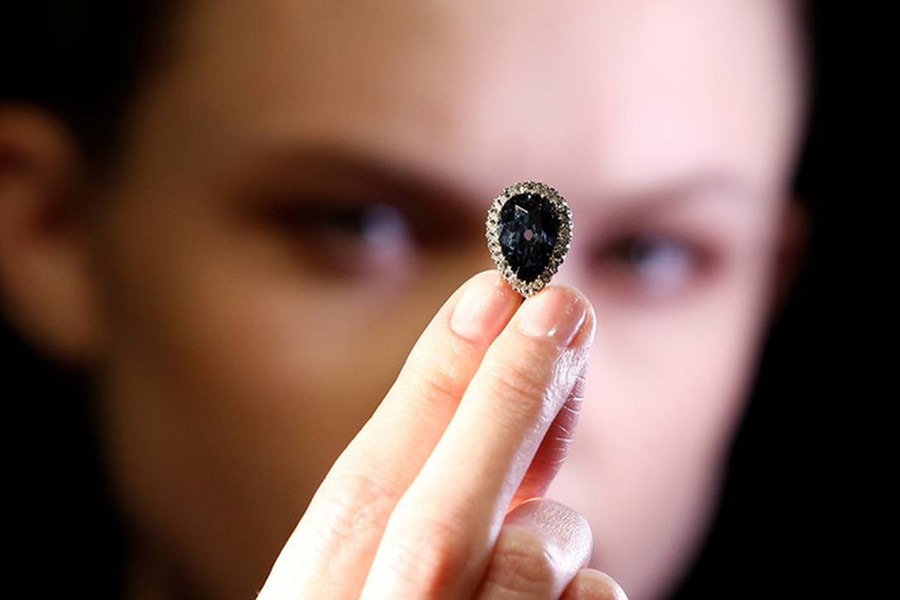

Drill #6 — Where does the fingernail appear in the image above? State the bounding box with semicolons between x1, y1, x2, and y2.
517;288;590;348
451;272;519;342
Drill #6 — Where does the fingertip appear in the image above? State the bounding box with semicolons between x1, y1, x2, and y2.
562;286;597;349
517;284;596;349
449;270;521;343
505;497;594;563
561;568;629;600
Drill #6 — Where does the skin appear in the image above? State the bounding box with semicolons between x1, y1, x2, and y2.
0;0;808;598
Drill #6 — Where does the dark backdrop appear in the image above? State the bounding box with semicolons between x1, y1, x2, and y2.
4;3;873;598
672;3;878;597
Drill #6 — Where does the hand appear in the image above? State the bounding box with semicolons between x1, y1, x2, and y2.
258;270;627;599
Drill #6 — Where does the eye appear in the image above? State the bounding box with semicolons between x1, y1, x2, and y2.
315;203;411;250
262;199;417;277
594;233;712;299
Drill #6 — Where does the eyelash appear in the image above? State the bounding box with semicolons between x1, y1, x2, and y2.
591;232;715;299
260;199;422;276
262;198;718;297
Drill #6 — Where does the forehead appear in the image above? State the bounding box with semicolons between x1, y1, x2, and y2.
142;0;805;199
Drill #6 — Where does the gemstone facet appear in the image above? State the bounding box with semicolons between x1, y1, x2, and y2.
486;182;572;297
498;193;560;283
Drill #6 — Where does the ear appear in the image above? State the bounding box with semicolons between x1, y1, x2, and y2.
768;197;811;320
0;105;102;367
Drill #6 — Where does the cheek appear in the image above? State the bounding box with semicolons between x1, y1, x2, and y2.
92;192;482;595
549;260;774;599
99;266;425;595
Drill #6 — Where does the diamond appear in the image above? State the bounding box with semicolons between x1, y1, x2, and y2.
498;193;559;282
485;181;572;297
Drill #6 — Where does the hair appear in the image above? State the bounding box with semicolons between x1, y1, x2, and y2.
7;2;815;177
3;2;828;597
3;5;177;594
2;1;177;170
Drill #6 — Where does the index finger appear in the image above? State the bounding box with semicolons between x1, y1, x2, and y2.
259;270;520;598
359;286;596;599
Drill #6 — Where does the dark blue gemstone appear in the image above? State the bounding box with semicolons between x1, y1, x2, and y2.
498;192;560;282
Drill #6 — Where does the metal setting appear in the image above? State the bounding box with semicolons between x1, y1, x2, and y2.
485;181;573;297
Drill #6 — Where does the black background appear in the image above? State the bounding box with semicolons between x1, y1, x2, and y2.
3;2;879;598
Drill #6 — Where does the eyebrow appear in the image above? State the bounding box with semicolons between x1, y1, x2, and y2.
247;141;485;236
594;171;770;222
255;142;464;201
251;141;764;220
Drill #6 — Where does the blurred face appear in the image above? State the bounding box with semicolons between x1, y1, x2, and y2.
85;0;805;598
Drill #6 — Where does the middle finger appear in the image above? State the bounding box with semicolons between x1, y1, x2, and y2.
360;286;596;599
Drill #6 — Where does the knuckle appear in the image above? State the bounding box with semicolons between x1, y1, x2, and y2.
403;353;469;408
384;515;472;596
487;526;559;594
314;471;396;549
479;353;552;423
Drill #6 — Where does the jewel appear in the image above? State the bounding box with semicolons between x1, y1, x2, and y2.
485;181;573;297
498;192;560;282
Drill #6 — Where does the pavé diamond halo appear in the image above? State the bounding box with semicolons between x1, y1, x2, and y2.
485;181;573;297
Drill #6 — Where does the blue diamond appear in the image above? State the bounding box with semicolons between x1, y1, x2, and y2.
498;193;560;282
